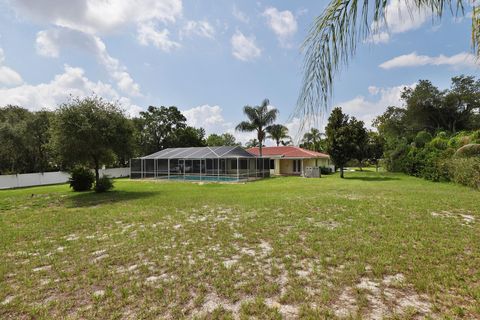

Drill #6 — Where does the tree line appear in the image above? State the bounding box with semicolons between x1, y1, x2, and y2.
0;97;216;175
311;75;479;186
0;96;295;176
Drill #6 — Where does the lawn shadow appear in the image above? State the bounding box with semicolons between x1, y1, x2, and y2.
67;190;157;208
344;175;400;182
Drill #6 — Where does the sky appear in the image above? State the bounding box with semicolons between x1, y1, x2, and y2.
0;0;477;144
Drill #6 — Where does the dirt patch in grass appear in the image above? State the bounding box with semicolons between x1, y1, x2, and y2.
333;274;432;319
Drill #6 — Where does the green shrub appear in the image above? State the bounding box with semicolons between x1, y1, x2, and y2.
454;144;480;158
320;167;333;175
385;143;410;172
447;157;480;189
69;166;95;192
470;130;480;144
429;136;449;150
94;175;114;193
414;131;432;148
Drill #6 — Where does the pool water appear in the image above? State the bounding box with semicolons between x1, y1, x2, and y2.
166;175;240;182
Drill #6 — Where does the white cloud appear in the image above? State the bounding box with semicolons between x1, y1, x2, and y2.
36;28;141;96
137;22;181;51
365;32;390;44
180;20;215;39
368;86;380;95
335;84;414;128
182;105;231;133
10;0;183;35
379;52;479;69
181;104;260;145
0;49;23;86
232;5;249;24
0;65;141;116
231;31;261;61
367;0;432;43
262;7;297;47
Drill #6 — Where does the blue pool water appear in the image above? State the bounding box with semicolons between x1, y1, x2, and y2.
167;175;239;182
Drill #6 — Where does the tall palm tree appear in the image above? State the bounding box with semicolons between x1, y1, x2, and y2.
236;99;278;156
267;124;290;146
296;0;479;121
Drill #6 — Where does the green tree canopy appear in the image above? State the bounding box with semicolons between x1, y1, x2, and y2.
0;106;55;174
206;133;240;146
325;107;357;178
133;106;187;155
53;96;134;184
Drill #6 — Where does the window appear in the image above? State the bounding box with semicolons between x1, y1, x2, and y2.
270;159;275;169
293;159;301;173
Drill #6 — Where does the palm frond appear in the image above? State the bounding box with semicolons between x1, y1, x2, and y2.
235;121;256;132
296;0;470;126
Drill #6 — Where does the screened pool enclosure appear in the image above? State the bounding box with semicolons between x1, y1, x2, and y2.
130;146;270;182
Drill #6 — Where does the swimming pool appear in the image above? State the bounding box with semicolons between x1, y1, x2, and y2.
166;175;240;182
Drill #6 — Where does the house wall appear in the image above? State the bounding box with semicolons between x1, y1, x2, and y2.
273;158;332;176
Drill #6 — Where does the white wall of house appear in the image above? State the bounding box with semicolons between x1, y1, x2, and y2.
0;168;130;190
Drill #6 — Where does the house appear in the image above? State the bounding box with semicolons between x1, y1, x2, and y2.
246;146;331;176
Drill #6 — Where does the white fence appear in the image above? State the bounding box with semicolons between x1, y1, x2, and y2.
0;168;130;190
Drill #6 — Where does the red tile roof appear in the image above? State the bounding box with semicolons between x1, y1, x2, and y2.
246;146;329;158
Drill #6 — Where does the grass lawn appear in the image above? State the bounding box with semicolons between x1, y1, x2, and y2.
1;171;479;319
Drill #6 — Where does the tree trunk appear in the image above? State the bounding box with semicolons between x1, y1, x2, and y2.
340;166;344;178
276;140;280;146
93;158;100;185
375;162;379;172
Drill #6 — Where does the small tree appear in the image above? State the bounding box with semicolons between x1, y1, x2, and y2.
236;99;278;156
53;96;134;186
367;131;384;172
349;118;369;170
325;107;356;178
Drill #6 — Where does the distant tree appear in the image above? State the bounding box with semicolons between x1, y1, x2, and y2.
53;96;134;185
0;106;56;174
366;131;384;172
236;99;278;156
0;106;30;174
267;124;290;146
372;106;408;141
300;128;325;152
402;80;443;133
206;133;240;146
443;75;480;132
325;107;356;178
349;118;369;170
133;106;187;155
245;139;263;148
168;126;206;147
28;110;55;172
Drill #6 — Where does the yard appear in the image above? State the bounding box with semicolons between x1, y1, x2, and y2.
0;172;479;319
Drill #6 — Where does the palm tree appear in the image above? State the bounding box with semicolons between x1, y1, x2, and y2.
236;99;278;156
245;138;262;148
300;128;325;152
296;0;479;121
267;124;290;146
